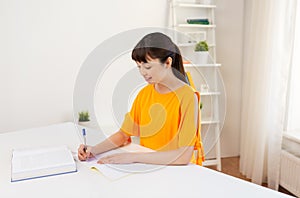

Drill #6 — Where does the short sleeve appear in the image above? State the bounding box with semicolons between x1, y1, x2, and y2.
120;93;140;137
178;92;198;147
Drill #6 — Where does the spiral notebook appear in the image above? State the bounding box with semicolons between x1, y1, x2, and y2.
11;145;77;182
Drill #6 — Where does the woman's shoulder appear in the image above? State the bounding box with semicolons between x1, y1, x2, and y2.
134;84;154;99
177;84;197;95
175;84;200;102
139;84;153;93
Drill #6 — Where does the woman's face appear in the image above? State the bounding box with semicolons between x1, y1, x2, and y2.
136;57;169;84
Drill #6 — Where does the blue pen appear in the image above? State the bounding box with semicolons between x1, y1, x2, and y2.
82;128;87;152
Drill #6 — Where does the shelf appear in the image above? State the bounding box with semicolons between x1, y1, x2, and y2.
176;24;216;28
200;92;220;96
175;2;216;8
178;43;215;47
201;120;219;125
178;43;197;47
184;63;221;67
170;0;221;171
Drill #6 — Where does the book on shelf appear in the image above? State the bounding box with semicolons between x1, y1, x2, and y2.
187;18;210;25
11;145;77;182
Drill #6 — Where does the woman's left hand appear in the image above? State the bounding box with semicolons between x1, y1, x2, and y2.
97;153;138;164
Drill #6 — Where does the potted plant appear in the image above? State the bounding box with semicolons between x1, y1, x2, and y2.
78;111;90;127
194;41;210;64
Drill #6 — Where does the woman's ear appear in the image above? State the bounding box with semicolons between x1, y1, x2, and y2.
165;57;173;68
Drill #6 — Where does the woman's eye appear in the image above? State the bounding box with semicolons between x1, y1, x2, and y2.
145;67;152;70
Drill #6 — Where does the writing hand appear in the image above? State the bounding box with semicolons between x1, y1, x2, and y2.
78;144;94;161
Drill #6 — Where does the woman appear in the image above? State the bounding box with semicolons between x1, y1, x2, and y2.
78;32;204;165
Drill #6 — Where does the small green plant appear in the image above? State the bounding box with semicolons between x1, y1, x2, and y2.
78;111;90;122
195;41;209;51
200;102;203;110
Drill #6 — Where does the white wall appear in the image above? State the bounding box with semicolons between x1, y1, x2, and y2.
0;0;244;158
216;0;244;157
0;0;168;133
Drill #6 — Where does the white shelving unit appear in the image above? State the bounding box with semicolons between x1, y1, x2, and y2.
169;0;222;170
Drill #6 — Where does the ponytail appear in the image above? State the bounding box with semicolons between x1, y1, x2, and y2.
172;45;187;83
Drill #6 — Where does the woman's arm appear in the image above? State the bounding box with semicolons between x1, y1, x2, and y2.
97;146;194;165
78;130;131;161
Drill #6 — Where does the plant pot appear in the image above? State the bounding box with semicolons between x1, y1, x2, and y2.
194;51;210;64
78;121;90;128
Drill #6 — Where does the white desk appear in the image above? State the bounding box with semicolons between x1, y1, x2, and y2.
0;122;292;198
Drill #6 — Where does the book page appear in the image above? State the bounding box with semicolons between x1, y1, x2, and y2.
13;146;74;171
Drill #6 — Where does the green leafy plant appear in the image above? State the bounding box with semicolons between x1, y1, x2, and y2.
78;111;90;122
195;41;209;51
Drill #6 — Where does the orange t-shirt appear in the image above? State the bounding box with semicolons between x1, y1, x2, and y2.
121;84;204;165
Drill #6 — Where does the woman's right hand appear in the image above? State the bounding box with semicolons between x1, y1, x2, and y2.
78;144;94;161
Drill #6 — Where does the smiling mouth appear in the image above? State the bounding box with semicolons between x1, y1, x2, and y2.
145;77;152;81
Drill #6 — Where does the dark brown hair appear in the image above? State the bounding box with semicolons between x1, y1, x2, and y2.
131;32;187;83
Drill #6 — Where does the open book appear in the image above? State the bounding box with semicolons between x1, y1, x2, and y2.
11;145;77;182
